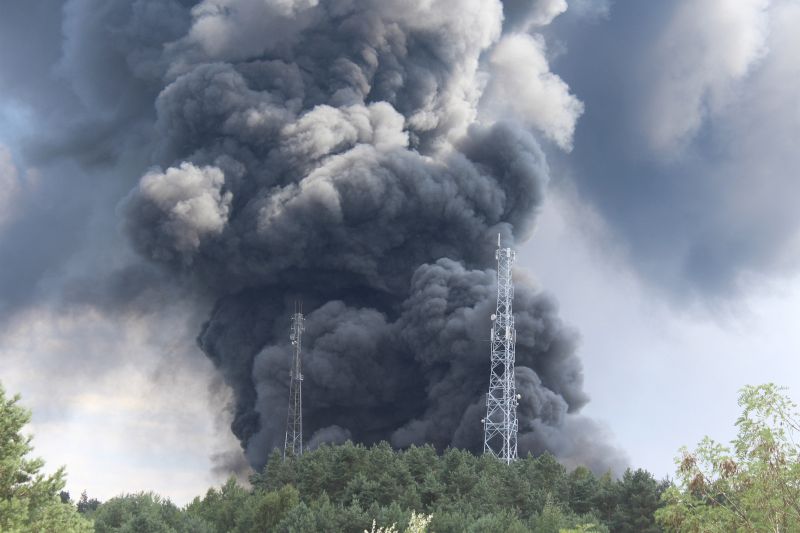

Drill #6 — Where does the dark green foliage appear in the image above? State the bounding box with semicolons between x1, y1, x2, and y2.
83;441;667;532
77;490;102;516
459;509;528;533
568;466;598;515
184;478;249;531
528;495;610;533
248;442;665;532
183;480;299;533
609;469;668;533
2;381;671;532
0;383;93;532
272;493;372;532
93;492;205;533
591;472;618;524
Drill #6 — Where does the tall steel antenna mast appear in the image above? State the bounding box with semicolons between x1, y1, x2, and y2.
483;234;519;464
283;301;304;459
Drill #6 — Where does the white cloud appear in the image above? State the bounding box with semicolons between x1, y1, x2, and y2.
527;0;568;27
484;33;584;150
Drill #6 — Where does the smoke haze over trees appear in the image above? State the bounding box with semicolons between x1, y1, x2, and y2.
9;377;800;531
1;381;663;533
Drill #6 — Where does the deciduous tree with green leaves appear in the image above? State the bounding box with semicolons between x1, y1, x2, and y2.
0;382;92;533
656;383;800;532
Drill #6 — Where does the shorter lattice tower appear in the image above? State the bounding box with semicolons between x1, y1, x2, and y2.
483;234;519;464
283;302;304;459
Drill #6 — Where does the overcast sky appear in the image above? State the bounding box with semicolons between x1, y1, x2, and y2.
1;0;799;505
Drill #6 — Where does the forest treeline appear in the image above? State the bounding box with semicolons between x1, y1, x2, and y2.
3;382;800;532
68;445;667;533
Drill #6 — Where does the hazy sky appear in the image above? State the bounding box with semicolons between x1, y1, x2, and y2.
1;0;799;505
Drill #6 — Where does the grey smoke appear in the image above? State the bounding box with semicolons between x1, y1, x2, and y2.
119;0;623;472
547;0;800;298
1;0;626;475
307;425;352;451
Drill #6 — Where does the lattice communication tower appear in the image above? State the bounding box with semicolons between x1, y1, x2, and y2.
283;302;304;459
483;234;519;464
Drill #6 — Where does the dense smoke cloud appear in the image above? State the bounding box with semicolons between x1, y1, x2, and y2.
121;0;617;470
0;0;624;475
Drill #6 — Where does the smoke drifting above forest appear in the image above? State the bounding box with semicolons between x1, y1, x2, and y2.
1;0;626;475
118;0;623;472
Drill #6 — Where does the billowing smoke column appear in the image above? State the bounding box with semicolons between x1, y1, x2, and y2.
120;0;623;472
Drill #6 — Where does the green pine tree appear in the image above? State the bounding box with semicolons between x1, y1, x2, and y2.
0;382;92;533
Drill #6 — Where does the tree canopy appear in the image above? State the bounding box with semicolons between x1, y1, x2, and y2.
656;383;800;532
0;383;92;532
249;441;665;532
1;381;672;532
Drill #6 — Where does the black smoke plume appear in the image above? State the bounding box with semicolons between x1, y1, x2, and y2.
110;0;625;472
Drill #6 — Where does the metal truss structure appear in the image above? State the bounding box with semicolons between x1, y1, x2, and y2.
483;235;519;464
283;303;304;459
